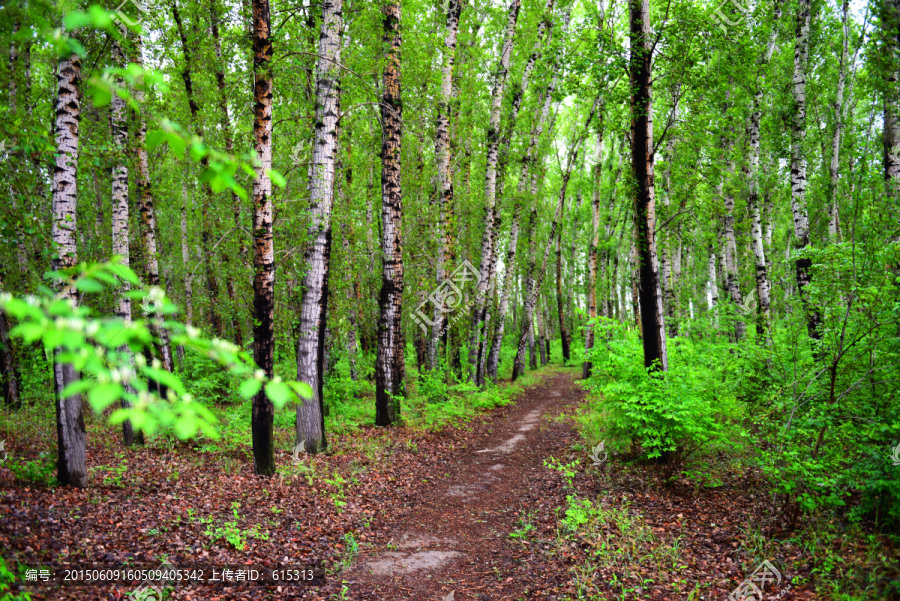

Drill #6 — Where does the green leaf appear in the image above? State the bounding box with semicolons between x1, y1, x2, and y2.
265;380;292;408
146;129;166;150
288;381;314;400
267;169;287;188
142;366;187;397
239;379;263;399
88;383;124;412
75;277;104;293
60;379;94;400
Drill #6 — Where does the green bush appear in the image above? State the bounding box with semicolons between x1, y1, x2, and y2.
581;317;744;466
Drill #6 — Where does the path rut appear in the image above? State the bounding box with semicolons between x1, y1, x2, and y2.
335;370;583;600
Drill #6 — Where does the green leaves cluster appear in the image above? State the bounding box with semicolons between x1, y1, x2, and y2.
0;259;311;441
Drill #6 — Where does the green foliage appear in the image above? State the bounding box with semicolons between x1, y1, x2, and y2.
6;453;55;487
0;260;312;442
581;318;743;467
0;556;32;601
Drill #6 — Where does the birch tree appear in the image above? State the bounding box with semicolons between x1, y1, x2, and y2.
375;0;405;427
628;0;667;371
250;0;276;475
52;45;87;487
296;0;343;451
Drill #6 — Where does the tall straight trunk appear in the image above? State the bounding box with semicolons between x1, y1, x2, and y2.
180;179;193;325
707;248;719;322
0;274;20;409
209;0;245;347
512;95;602;381
567;190;583;346
630;238;641;329
375;0;404;426
583;132;603;378
428;0;463;371
789;0;821;341
297;0;343;451
629;0;667;371
537;303;547;366
110;40;141;446
745;1;782;335
172;0;224;337
468;0;521;381
131;36;174;377
336;140;360;382
555;228;570;360
883;0;900;197
250;0;276;475
52;47;87;488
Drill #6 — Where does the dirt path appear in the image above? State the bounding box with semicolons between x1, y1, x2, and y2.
330;369;584;600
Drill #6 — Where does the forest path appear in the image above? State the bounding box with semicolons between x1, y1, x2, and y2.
333;368;584;600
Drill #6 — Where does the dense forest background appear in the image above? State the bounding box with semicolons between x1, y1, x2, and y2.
0;0;899;596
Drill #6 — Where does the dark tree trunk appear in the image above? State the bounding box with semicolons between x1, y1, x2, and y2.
375;0;405;426
628;0;668;371
172;0;224;338
251;0;276;475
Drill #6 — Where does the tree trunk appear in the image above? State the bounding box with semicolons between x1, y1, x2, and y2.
52;48;87;488
111;40;142;446
468;0;522;381
789;0;822;341
707;249;719;322
172;0;224;337
583;132;603;379
555;229;571;361
131;34;174;376
426;0;463;372
297;0;343;451
512;94;602;381
178;178;192;365
744;1;782;336
629;0;668;371
0;274;20;409
251;0;276;475
375;0;405;427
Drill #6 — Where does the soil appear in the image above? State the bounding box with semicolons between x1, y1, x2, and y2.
1;366;820;601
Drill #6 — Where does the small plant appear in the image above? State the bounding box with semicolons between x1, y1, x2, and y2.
509;511;536;541
340;533;359;569
544;456;579;488
8;454;55;487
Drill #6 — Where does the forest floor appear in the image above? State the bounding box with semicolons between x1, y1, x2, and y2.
1;366;824;600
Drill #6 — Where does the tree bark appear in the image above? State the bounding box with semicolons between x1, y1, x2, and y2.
0;274;20;409
111;40;142;447
468;0;522;381
744;1;781;336
172;0;224;337
297;0;343;451
629;0;668;371
583;131;603;379
251;0;276;475
789;0;822;341
428;0;463;371
555;227;570;361
375;0;405;426
209;0;246;347
52;47;87;488
131;34;175;377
